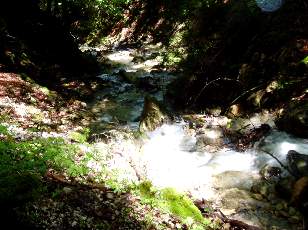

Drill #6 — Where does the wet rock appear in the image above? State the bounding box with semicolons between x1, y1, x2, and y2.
247;89;267;108
139;96;169;132
288;215;301;224
195;127;224;152
259;164;281;182
288;207;297;216
63;187;73;194
213;171;255;190
232;124;271;151
275;177;295;200
290;177;308;211
118;69;143;84
251;193;264;201
136;75;159;92
218;188;267;215
226;104;244;117
280;210;290;218
275;100;308;138
287;150;308;178
132;56;146;63
106;192;114;199
275;203;284;211
251;181;276;200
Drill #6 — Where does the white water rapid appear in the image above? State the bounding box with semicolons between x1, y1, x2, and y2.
140;119;308;228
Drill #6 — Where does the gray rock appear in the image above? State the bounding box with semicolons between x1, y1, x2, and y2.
287;150;308;178
139;96;169;132
259;164;281;182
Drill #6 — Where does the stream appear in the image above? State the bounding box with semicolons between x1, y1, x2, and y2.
82;44;308;229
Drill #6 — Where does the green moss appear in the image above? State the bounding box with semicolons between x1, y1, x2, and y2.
69;128;90;143
160;188;205;223
136;181;212;229
139;96;169;132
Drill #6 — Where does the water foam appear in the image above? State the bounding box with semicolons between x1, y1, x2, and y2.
141;121;308;198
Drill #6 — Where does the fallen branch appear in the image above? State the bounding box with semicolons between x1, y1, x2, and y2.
223;84;264;115
192;77;241;106
259;149;296;177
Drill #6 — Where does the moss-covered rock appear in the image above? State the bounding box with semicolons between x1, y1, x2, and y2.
139;96;169;132
287;150;308;178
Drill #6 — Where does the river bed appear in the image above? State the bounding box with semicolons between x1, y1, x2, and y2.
83;45;307;229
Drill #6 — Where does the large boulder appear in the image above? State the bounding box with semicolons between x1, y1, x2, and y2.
139;96;169;132
287;150;308;178
275;100;308;138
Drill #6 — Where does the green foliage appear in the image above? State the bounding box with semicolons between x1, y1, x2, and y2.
0;125;9;135
0;136;91;205
69;128;90;143
301;56;308;65
0;172;44;205
164;52;183;66
39;0;132;44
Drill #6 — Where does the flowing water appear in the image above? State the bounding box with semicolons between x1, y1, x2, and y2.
84;45;308;229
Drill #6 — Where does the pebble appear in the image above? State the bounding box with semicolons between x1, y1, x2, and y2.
222;223;231;229
260;185;268;196
278;210;289;217
275;203;283;211
288;207;296;216
63;187;73;194
106;192;114;199
282;201;289;210
267;193;276;201
71;221;77;227
288;215;301;223
252;193;263;201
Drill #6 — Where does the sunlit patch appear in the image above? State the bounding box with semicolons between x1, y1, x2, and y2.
280;142;297;155
14;103;28;118
204;150;257;174
79;144;91;153
86;159;102;172
204;129;220;139
130;59;162;72
106;50;134;64
141;123;259;196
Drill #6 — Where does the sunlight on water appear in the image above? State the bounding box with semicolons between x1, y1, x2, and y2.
141;122;259;198
141;121;308;199
259;131;308;163
279;142;297;155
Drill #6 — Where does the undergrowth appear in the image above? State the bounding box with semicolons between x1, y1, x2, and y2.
0;122;216;229
0;127;91;205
